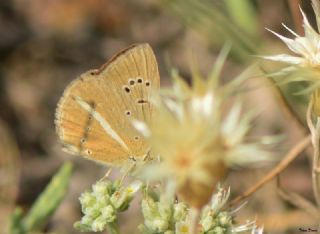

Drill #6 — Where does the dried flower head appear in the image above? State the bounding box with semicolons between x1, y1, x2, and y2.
134;47;270;208
263;1;320;87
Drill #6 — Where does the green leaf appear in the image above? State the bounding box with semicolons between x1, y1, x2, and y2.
107;221;120;234
159;0;258;63
9;208;25;234
225;0;258;37
22;162;73;231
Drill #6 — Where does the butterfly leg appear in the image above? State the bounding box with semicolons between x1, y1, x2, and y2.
119;157;137;185
99;167;113;181
142;150;151;162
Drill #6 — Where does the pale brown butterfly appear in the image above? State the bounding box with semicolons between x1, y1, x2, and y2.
55;43;160;167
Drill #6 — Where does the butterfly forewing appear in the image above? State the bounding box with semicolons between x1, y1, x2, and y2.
55;44;160;166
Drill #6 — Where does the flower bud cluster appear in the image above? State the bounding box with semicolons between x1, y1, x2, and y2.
74;179;142;232
139;192;189;234
200;187;263;234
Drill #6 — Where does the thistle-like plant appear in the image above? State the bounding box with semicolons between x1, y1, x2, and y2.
262;0;320;94
134;46;270;208
138;185;263;234
262;0;320;214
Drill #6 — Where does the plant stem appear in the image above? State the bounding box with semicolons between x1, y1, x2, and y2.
307;99;315;137
306;99;320;207
229;136;311;206
312;118;320;207
267;76;307;135
312;117;320;207
190;208;200;234
107;221;120;234
277;176;320;219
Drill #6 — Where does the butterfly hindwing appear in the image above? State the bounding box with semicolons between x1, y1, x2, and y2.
55;44;160;166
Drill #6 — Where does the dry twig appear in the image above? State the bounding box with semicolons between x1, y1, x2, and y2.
277;176;320;219
229;136;311;206
306;98;320;207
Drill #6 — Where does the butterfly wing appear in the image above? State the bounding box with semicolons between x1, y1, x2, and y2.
55;44;160;166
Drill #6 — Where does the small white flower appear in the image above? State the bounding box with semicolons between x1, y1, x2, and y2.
176;221;190;234
126;180;143;195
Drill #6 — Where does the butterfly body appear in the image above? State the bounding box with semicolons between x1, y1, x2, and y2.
55;44;159;166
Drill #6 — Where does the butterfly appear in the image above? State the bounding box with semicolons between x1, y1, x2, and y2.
55;44;160;167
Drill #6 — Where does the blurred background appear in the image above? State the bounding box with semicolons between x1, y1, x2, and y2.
0;0;318;233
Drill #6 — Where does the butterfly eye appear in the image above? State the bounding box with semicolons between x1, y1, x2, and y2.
145;81;150;86
123;86;131;93
129;79;135;86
